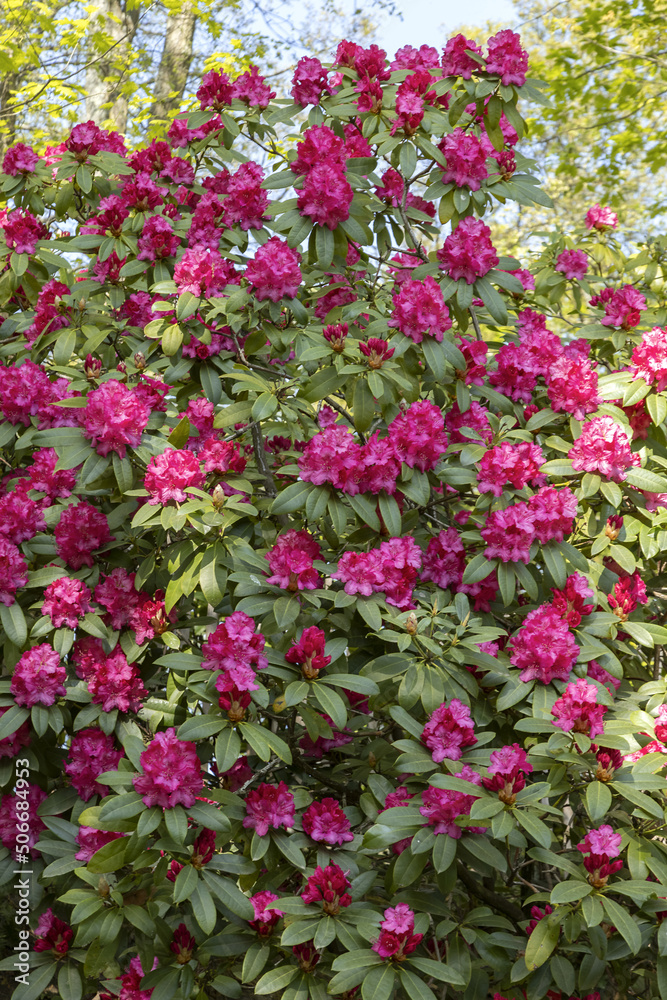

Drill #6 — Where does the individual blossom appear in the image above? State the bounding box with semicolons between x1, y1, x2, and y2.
323;322;348;352
301;863;352;913
133;728;203;809
508;604;579;684
477;441;545;497
33;910;73;955
389;400;448;471
74;827;125;863
297;162;353;229
64;729;123;800
243;782;295;836
94;568;141;630
265;530;322;591
2;142;39;175
245;237;302;301
590;284;646;330
11;645;66;707
552;678;607;738
191;827;216;868
170;924;196;965
480;502;535;563
605;515;623;541
555;249;588;280
359;338;395;368
292;56;330;106
2;208;49;255
439;128;488;190
302;798;354;845
421;528;465;591
551;573;594;627
485;29;528;86
197;69;233;109
232;64;275;107
419;767;483;838
136;215;180;262
608;570;648;621
144;448;206;505
441;34;484;78
372;903;423;960
285;627;331;680
546;354;599;420
437;216;498;284
388;276;452;344
55;502;112;569
528;485;578;544
577;825;623;888
41;574;93;629
87;648;147;714
585;204;618;231
129;590;177;644
202;611;267;691
482;744;533;805
0;706;30;758
249;891;284;936
630;327;667;390
569;417;638;483
65;120;126;158
422;699;476;762
80;380;150;457
0;538;28;605
173;247;239;297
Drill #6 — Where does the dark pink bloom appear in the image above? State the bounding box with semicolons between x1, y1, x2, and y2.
202;611;267;692
133;728;203;809
631;327;667;390
528;485;578;544
249;890;284;935
482;744;533;803
489;342;537;403
94;568;140;630
223;161;269;230
74;827;124;863
265;530;322;591
608;570;648;621
81;380;150;457
301;863;352;913
246;237;302;301
422;699;477;762
481;502;535;563
285;627;330;679
439;128;488;190
302;798;354;845
485;30;528;86
441;34;484;78
547;354;599;420
33;909;73;955
145;448;206;504
455;337;489;386
477;441;545;497
334;537;422;611
389;400;448;471
297;163;353;229
372;903;423;960
2;142;38;175
0;706;30;758
388;276;452;344
136;215;179;261
0;538;28;605
232;64;275;107
555;248;588;280
420;766;483;838
41;577;92;628
0;785;46;855
290;125;347;176
590;284;646;330
292;57;330;106
129;590;177;644
3;208;49;254
508;605;578;684
243;781;295;836
173;247;239;296
552;678;607;738
588;660;621;694
11;645;66;707
392;44;440;71
421;528;465;591
87;648;147;713
585;204;618;230
197;69;233;109
55;502;112;569
569;417;638;482
170;923;196;964
551;572;593;627
437;217;498;284
64;729;123;800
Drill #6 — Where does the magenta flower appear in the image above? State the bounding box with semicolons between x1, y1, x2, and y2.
438;217;498;284
508;605;578;684
555;248;588;280
551;678;607;738
243;782;295;836
301;863;352;913
246;236;302;301
422;699;477;762
133;728;204;809
388;276;452;344
420;766;484;837
302;798;354;845
480;502;536;563
202;611;267;692
585;204;618;230
249;890;284;935
568;417;638;483
11;645;66;708
80;380;150;458
373;903;423;960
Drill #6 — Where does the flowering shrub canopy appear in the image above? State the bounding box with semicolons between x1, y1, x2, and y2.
1;31;667;1000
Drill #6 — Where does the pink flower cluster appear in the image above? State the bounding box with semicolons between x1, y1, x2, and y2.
11;644;66;707
439;128;488;190
482;744;533;804
585;204;618;230
437;216;498;283
631;327;667;390
0;785;46;855
389;276;452;343
372;903;423;960
419;766;483;837
577;825;623;887
569;417;638;483
265;530;322;591
291;125;354;229
0;538;28;606
421;699;477;761
508;604;579;683
202;611;267;692
481;486;577;563
33;909;73;955
552;679;607;738
551;573;594;627
285;626;330;679
75;827;125;863
246;236;302;301
55;502;112;569
41;577;92;628
547;354;599;419
590;285;646;330
555;249;588;280
477;441;545;496
86;647;147;714
64;729;123;800
249;890;283;936
302;798;354;845
243;781;295;836
334;536;422;610
145;448;206;504
291;57;331;106
608;570;647;621
80;379;150;457
301;863;352;913
133;728;203;809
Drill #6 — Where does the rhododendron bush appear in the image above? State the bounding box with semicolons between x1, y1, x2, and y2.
2;33;667;1000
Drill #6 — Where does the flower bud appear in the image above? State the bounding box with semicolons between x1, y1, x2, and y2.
605;515;623;541
405;612;418;635
133;352;146;371
211;484;226;509
84;353;102;379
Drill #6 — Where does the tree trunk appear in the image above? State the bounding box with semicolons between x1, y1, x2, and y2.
85;0;139;132
151;3;197;122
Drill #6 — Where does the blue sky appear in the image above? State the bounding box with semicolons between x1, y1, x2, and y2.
375;0;516;54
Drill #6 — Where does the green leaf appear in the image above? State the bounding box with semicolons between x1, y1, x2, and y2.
177;715;225;741
11;962;56;1000
271;481;313;515
201;870;254;920
190;880;217;934
361;963;396;1000
626;467;667;493
524;910;562;970
474;276;508;324
174;864;199;904
515;810;552;848
348;492;381;531
550;880;592;905
167;417;191;450
601;896;642;953
86;837;128;873
378;492;401;537
255;967;299;995
215;727;242;773
98;792;144;826
0;601;26;647
432;833;457;872
353;378;375;432
585;781;612;823
312;683;347;729
398;969;437;1000
408;957;466;986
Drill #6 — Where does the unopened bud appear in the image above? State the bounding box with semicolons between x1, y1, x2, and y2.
405;612;418;635
116;362;127;373
605;515;623;542
368;751;377;768
98;877;110;898
133;352;146;371
78;298;86;311
211;484;226;510
84;353;102;379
